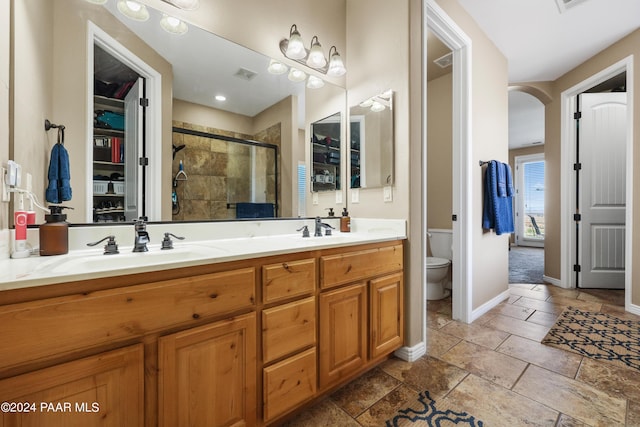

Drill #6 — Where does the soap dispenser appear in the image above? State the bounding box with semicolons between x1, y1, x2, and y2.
40;205;71;256
340;207;351;232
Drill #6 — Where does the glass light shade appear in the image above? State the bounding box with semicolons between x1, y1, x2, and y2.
161;0;200;10
359;98;374;108
370;101;385;112
117;0;150;21
267;59;288;75
306;75;325;89
327;50;346;77
306;37;326;68
160;15;188;35
215;95;226;101
84;0;108;4
288;67;307;83
285;28;306;60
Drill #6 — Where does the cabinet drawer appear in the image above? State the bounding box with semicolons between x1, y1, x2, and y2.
262;297;316;363
262;258;316;303
263;347;317;422
320;244;403;289
0;268;256;371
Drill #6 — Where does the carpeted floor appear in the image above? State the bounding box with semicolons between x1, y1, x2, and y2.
509;246;544;284
542;306;640;372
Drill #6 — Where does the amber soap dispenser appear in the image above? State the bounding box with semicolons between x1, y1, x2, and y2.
340;207;351;232
40;205;71;256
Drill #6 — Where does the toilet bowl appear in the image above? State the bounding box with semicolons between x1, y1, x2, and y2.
426;229;453;301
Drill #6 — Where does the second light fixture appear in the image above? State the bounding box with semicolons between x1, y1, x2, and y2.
279;24;346;77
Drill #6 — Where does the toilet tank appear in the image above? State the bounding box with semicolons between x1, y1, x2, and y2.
428;229;453;260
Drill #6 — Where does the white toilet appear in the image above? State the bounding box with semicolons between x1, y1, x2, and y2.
426;229;453;300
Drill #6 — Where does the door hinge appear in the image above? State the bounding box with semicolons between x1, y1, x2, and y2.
139;98;149;107
574;213;581;221
573;163;582;171
139;157;149;166
574;111;582;120
573;264;581;273
452;214;457;221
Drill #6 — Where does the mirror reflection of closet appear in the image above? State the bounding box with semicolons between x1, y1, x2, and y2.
311;113;342;192
349;90;394;189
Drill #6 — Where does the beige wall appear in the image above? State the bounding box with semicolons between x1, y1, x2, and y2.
427;72;453;230
173;99;254;136
0;0;9;257
543;29;640;305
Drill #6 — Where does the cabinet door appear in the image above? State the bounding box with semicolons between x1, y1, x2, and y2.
318;283;367;388
0;344;143;427
370;272;404;359
158;313;256;427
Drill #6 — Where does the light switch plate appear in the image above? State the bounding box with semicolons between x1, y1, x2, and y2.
351;188;359;203
312;192;319;205
335;191;342;204
383;186;393;202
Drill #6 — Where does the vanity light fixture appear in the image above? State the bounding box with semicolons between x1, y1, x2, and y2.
117;0;149;21
267;59;288;75
306;75;325;89
215;95;227;101
160;0;200;10
280;25;346;77
288;67;307;83
160;14;188;35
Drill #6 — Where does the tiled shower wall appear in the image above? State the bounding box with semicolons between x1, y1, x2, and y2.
171;121;281;221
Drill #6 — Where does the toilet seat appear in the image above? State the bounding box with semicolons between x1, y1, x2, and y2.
427;256;450;268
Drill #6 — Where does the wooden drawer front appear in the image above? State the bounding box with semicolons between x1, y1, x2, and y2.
263;347;317;422
0;268;255;371
262;297;316;363
370;272;404;359
0;344;144;427
158;313;257;427
320;244;403;289
262;258;316;303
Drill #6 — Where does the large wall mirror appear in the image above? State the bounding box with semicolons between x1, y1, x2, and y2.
349;90;394;189
11;0;346;224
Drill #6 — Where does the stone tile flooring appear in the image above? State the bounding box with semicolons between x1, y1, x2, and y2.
283;284;640;426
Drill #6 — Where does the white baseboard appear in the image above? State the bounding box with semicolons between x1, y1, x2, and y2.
394;342;426;362
626;302;640;316
469;289;510;323
543;275;564;287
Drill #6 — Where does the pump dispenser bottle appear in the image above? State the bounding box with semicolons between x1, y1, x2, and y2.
340;207;351;232
40;205;71;256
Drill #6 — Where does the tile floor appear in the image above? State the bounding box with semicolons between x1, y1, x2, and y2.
283;284;640;426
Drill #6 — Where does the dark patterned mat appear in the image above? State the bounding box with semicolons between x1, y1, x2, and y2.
542;306;640;371
385;391;484;426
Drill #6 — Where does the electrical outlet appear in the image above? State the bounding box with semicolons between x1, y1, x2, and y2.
1;167;9;202
351;188;359;204
383;186;393;202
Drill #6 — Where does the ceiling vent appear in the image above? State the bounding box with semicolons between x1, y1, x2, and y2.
555;0;590;13
234;68;257;81
434;52;453;69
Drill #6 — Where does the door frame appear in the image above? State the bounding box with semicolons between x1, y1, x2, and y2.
514;153;545;248
87;22;162;222
560;55;634;311
425;0;472;325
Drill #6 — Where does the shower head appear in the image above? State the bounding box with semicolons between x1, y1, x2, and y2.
172;144;186;159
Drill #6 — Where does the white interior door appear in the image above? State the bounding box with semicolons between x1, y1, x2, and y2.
124;78;143;221
579;92;627;288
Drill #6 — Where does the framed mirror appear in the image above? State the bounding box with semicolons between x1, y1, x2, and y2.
311;113;341;192
11;0;346;224
349;90;394;189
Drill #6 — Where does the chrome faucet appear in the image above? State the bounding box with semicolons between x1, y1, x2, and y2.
133;218;150;252
314;216;336;237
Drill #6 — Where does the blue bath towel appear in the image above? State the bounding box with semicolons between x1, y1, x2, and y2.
482;161;514;235
45;143;72;203
236;202;274;218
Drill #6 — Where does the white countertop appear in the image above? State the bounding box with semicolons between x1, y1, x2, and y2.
0;218;406;292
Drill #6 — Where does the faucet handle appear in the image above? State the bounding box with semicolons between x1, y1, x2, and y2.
296;225;310;238
321;222;336;236
161;232;185;250
87;235;119;255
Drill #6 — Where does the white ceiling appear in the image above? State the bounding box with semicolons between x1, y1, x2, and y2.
457;0;639;150
457;0;640;82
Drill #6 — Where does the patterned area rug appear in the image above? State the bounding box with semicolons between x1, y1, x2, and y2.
385;391;484;426
542;306;640;371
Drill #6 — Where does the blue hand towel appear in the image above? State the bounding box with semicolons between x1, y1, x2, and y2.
497;161;507;197
482;161;514;235
504;163;514;197
45;143;72;203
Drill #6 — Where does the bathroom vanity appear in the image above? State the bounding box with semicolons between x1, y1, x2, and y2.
0;219;405;426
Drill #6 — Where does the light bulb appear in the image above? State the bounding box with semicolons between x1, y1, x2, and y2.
285;26;306;60
327;48;346;77
117;0;149;21
306;37;326;68
160;14;188;34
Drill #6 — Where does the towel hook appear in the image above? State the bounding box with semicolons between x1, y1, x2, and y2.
45;119;66;145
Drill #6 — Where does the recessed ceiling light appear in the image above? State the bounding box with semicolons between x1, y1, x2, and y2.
215;95;226;101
